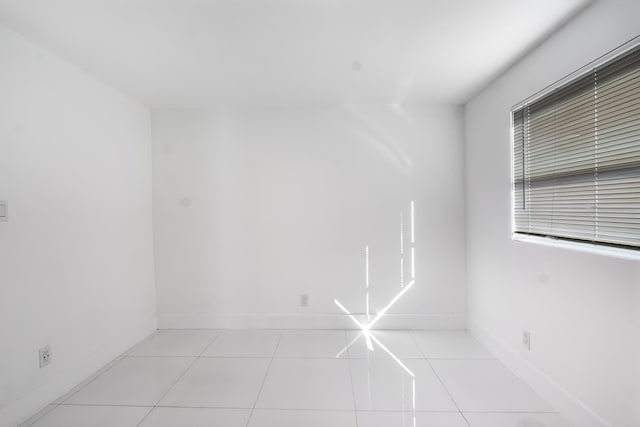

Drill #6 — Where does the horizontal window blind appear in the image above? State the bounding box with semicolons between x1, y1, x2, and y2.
512;44;640;250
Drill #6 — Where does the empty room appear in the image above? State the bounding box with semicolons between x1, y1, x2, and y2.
1;0;639;426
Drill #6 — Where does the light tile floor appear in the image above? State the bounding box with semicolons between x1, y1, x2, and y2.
21;329;572;427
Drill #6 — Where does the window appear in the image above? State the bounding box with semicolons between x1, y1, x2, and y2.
512;40;640;251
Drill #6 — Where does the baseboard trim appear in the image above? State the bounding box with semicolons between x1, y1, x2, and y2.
468;319;611;427
1;316;157;427
158;313;467;330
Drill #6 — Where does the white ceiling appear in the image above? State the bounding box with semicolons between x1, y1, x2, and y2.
0;0;588;108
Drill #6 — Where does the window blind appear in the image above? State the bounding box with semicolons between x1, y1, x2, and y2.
512;44;640;250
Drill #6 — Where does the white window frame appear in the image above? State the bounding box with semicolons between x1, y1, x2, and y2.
510;35;640;261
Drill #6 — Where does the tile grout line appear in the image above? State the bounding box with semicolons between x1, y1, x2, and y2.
56;355;126;405
25;330;168;426
133;329;223;427
34;400;560;414
55;329;167;410
244;330;284;427
408;331;472;427
125;330;163;356
28;329;548;427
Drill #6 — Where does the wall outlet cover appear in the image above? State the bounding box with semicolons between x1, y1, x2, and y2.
39;345;51;368
300;294;309;307
522;330;531;351
0;201;7;221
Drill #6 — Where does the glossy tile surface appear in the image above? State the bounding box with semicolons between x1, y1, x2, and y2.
128;329;221;357
350;358;458;411
357;411;469;427
256;358;354;409
65;356;193;406
248;409;357;427
52;356;125;404
430;359;554;412
30;405;150;427
275;330;347;358
411;331;494;359
25;329;570;427
203;329;281;358
159;357;270;408
138;407;251;427
347;330;424;359
464;412;573;427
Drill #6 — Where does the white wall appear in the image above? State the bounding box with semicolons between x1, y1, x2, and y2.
464;1;640;426
0;26;157;426
153;105;466;329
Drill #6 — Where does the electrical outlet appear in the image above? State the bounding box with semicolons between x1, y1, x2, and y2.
300;294;309;307
522;330;531;351
0;201;7;222
39;345;51;368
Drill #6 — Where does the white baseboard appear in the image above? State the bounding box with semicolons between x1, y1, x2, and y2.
1;316;157;427
158;313;467;330
468;319;611;427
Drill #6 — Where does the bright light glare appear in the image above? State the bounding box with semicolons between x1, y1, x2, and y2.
334;299;374;350
334;200;417;351
364;331;373;351
335;331;364;358
400;214;404;288
411;247;415;280
334;279;415;350
366;279;414;330
333;200;418;424
334;279;415;336
365;246;370;322
411;201;415;244
336;329;417;422
411;200;415;279
369;333;414;378
334;299;367;331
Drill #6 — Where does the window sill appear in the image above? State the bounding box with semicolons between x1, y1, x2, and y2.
512;233;640;261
